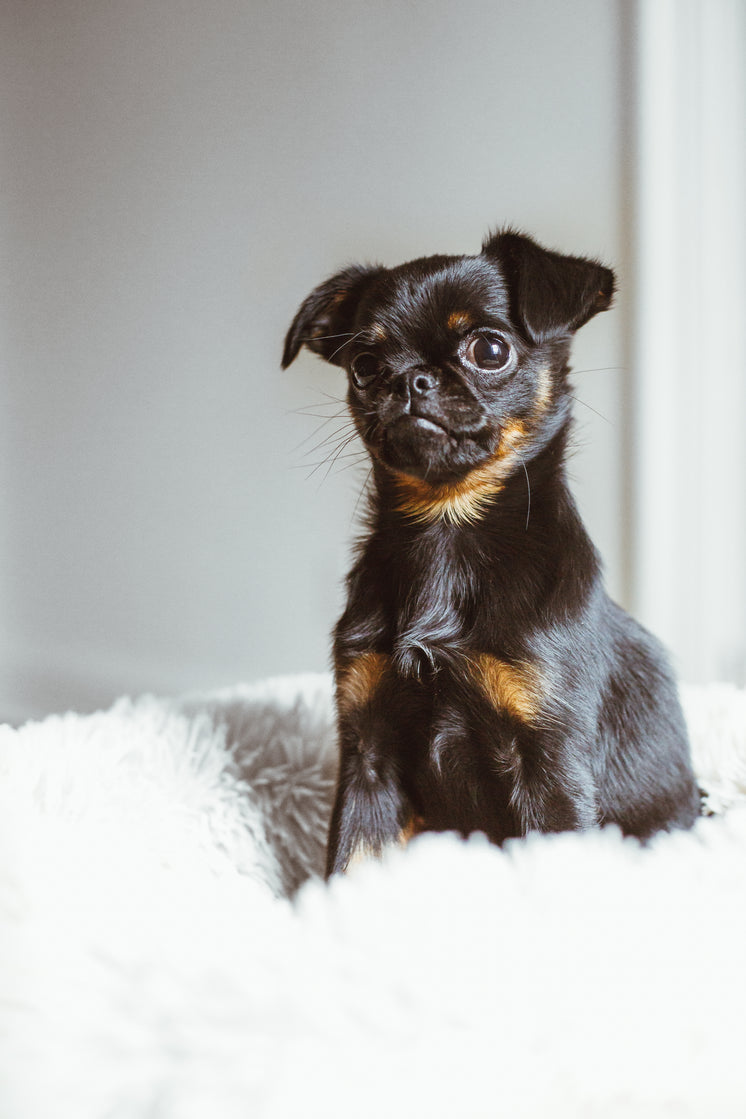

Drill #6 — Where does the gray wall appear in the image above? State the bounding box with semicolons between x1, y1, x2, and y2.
0;0;625;721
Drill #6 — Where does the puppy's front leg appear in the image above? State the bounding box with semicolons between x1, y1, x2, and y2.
325;736;413;878
326;653;418;878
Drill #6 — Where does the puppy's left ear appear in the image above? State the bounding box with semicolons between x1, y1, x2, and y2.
281;263;385;369
483;230;615;343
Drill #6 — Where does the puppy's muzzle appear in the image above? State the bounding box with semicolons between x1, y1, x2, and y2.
384;367;451;439
390;367;439;403
366;365;493;482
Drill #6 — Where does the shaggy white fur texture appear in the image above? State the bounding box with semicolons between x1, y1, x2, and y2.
1;676;746;1118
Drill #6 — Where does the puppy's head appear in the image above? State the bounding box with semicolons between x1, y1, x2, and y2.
283;230;614;490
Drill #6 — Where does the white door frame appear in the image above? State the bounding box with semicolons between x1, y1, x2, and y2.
629;0;746;683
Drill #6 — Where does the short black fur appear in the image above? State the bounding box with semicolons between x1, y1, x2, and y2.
283;228;700;877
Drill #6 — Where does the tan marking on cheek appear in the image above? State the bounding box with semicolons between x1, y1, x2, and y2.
471;654;544;723
336;652;390;716
496;420;528;458
534;368;552;415
447;310;473;332
371;323;387;341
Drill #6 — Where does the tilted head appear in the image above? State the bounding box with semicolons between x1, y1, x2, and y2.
283;230;614;519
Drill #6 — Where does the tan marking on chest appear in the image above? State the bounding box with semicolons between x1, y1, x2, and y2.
392;420;528;526
336;652;390;715
397;814;425;844
471;654;544;722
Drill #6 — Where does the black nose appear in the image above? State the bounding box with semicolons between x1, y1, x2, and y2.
392;368;438;399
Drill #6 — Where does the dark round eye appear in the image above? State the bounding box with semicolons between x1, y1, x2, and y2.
466;333;512;371
350;352;381;389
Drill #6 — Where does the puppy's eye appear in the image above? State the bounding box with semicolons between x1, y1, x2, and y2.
350;353;381;389
466;333;512;371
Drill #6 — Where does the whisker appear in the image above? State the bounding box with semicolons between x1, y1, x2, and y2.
289;402;348;418
291;387;348;410
329;330;365;363
502;434;531;531
572;365;625;376
573;395;614;427
297;450;368;473
312;389;349;405
292;415;350;453
297;331;357;343
302;422;358;458
290;389;355;455
288;387;351;418
313;452;369;486
296;417;355;456
321;431;365;482
305;432;363;481
520;458;531;531
352;467;374;522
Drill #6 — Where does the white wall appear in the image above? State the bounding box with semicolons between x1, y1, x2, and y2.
0;0;625;721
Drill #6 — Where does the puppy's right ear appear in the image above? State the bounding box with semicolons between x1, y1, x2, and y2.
482;229;615;343
281;264;384;369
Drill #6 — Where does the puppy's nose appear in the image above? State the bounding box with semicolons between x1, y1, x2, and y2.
392;368;438;399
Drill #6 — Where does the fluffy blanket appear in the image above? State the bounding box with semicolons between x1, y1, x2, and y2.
2;675;746;1118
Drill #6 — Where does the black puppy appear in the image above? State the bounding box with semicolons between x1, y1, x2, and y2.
283;228;700;877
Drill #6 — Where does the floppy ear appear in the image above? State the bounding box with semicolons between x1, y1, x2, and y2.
482;229;615;343
281;263;385;368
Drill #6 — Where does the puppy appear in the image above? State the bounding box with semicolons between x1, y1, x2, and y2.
283;228;701;877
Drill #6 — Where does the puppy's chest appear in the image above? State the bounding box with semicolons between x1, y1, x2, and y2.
335;535;551;753
338;541;546;736
392;534;489;656
338;529;521;669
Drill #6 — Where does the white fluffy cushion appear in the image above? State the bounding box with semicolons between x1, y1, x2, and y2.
1;676;745;1118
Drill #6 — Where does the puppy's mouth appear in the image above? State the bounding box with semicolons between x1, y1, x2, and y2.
374;410;493;483
398;413;451;437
